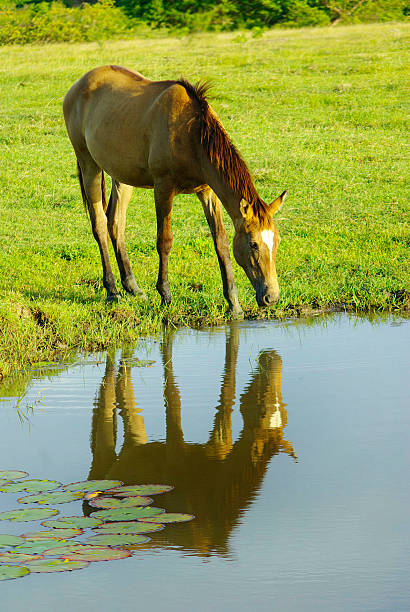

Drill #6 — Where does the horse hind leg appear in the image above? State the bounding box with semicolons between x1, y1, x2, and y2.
77;156;120;303
106;179;146;299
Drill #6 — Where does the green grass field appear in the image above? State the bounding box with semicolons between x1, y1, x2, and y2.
0;23;409;378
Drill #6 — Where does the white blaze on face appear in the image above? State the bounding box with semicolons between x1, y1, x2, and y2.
261;229;275;262
269;404;282;429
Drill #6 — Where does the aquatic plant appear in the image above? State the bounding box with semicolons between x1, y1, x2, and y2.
0;480;61;494
92;521;163;535
0;468;193;582
0;534;25;548
92;506;165;522
24;559;89;573
15;539;76;554
84;534;150;547
42;516;103;529
62;480;123;493
0;471;28;480
89;496;152;509
0;508;59;522
106;484;174;497
0;552;41;564
18;491;84;505
140;513;195;523
22;528;82;540
0;564;29;581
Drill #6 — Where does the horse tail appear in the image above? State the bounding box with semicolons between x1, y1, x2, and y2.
101;171;107;213
77;160;107;216
77;160;89;216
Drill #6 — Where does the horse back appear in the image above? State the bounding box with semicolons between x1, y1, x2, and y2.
63;65;204;190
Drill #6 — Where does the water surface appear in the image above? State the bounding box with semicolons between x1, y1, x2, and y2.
0;314;409;611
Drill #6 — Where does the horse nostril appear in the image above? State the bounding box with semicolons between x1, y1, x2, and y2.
263;292;279;306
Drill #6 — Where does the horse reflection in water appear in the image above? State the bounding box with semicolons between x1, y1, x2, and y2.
88;324;296;557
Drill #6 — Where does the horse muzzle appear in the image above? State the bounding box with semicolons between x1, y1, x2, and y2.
256;289;280;308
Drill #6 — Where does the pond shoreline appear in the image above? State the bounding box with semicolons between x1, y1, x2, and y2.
1;299;408;382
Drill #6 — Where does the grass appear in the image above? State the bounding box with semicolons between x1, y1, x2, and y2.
0;23;409;378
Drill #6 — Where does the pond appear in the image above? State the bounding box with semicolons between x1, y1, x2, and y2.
0;314;409;611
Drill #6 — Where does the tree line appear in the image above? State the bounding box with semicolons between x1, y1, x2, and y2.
1;0;407;46
111;0;408;30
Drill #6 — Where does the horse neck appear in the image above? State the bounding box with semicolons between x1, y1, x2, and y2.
200;153;243;225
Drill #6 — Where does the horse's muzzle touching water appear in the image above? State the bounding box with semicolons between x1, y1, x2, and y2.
63;65;286;314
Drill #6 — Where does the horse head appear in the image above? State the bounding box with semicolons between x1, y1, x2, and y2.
233;190;286;307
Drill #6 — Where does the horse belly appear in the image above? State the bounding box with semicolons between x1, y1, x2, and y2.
84;120;154;187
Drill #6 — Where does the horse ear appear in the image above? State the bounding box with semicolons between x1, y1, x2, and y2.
269;190;287;215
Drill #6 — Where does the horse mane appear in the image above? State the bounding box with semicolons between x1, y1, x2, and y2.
177;79;270;225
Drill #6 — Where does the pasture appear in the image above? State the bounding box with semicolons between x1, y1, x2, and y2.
0;22;408;377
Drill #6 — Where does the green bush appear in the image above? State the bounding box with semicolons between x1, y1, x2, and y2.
0;0;141;45
282;1;331;27
338;0;408;23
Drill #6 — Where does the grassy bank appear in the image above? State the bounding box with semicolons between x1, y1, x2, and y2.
0;23;409;378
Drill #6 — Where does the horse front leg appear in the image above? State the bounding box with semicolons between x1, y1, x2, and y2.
196;188;243;317
106;180;146;299
154;179;175;306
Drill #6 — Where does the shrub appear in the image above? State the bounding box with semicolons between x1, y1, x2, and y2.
0;0;141;45
282;1;331;27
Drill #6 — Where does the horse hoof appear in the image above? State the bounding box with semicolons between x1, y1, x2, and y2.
230;308;244;320
126;288;147;300
106;294;121;305
122;278;145;298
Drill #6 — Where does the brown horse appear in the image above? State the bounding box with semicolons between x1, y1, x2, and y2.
63;65;286;314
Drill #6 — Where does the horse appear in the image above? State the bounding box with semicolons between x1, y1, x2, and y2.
63;65;286;314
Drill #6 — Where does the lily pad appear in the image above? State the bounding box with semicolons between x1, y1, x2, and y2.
70;359;104;367
22;528;82;541
92;521;163;535
119;357;155;368
0;552;42;564
140;513;195;524
60;545;132;562
0;564;30;581
107;484;173;497
0;471;28;481
92;507;165;522
18;491;84;505
24;558;89;573
15;539;73;554
0;507;58;522
62;480;122;493
0;534;25;548
85;534;150;547
0;480;61;494
42;542;84;556
89;496;152;509
30;361;61;370
42;516;103;529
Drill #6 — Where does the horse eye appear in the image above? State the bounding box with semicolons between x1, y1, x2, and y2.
250;241;258;250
